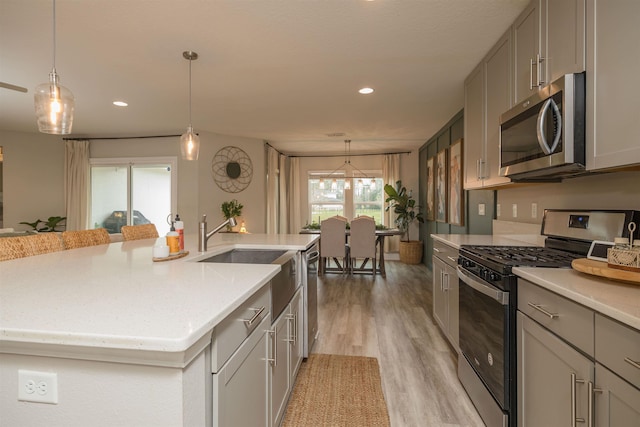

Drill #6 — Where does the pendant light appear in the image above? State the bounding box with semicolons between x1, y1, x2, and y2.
34;0;75;134
180;51;200;161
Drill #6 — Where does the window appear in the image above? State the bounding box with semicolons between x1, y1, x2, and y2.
308;171;384;224
90;157;177;235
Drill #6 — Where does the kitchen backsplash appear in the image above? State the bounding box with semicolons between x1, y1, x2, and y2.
495;170;640;224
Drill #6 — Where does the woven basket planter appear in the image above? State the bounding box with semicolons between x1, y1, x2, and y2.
399;241;423;264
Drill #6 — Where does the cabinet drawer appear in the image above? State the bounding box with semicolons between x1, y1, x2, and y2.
518;279;594;356
433;240;459;268
211;284;270;372
595;314;640;389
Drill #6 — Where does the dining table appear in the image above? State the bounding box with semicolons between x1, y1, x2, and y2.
299;228;403;277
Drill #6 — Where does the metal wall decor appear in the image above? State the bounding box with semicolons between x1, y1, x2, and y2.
211;146;253;193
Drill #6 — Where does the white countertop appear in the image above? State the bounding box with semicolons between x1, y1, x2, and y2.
0;233;319;367
431;233;640;331
514;267;640;330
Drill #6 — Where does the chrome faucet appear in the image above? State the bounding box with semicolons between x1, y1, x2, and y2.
198;215;237;252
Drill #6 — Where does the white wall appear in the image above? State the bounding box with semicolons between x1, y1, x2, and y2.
496;170;640;224
0;131;65;229
0;129;267;235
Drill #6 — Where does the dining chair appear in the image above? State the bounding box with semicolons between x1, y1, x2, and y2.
121;223;159;241
62;228;111;249
19;233;65;256
320;216;349;275
0;236;26;261
349;216;377;275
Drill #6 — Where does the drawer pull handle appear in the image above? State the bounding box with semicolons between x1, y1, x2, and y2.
624;357;640;370
447;256;457;263
244;306;266;327
433;247;441;253
527;302;558;319
571;373;586;426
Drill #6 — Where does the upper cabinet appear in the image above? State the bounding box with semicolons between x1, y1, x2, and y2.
513;0;585;104
464;29;512;190
586;0;640;170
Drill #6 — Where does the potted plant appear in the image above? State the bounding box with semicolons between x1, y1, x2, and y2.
384;180;424;264
20;216;67;232
221;199;243;232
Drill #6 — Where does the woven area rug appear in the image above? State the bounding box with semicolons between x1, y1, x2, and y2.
282;354;390;427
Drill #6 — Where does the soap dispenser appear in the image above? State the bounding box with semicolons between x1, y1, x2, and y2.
166;222;180;255
174;214;184;251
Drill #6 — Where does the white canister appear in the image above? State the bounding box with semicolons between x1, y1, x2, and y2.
153;244;170;258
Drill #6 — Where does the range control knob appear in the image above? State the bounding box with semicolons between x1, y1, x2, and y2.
489;272;501;282
463;259;475;268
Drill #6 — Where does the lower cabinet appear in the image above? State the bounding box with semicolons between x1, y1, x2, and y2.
213;314;270;427
270;287;304;427
517;279;640;426
432;241;459;352
517;312;593;426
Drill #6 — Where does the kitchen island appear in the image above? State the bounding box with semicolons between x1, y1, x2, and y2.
0;233;318;426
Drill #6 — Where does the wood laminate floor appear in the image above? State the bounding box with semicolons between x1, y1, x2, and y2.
313;260;485;427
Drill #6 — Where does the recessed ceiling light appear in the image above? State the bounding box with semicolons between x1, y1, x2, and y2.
359;87;374;94
113;101;128;107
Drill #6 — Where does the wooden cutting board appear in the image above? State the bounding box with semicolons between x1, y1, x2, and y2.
571;258;640;285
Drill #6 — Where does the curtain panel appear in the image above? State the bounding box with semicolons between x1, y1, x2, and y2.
64;140;90;231
383;154;400;252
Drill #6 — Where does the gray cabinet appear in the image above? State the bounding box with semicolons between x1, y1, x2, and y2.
517;311;593;426
586;0;640;170
464;28;512;190
270;287;304;427
213;314;270;427
432;241;459;352
518;279;640;426
513;0;585;104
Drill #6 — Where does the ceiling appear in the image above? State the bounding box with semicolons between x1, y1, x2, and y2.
0;0;528;156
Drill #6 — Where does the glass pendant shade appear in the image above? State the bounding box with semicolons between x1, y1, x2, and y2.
34;71;74;134
344;178;351;190
180;125;200;161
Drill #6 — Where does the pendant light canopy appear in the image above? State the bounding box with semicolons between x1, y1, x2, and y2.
180;51;200;161
34;0;75;134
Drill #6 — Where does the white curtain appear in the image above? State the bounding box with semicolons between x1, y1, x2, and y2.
278;154;288;233
383;153;401;252
64;140;90;231
266;145;279;234
288;157;301;233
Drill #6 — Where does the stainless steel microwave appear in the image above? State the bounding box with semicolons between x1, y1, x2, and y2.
499;73;586;181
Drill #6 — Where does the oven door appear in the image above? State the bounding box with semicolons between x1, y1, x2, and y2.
457;265;511;410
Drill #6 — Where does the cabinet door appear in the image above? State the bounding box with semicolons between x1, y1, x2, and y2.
483;29;512;188
432;256;448;335
513;1;541;104
270;310;291;427
289;288;304;381
213;315;269;427
444;262;459;353
463;63;484;190
586;0;640;170
542;0;585;85
595;363;640;427
517;312;593;427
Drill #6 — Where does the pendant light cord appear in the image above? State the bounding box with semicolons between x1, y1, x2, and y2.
52;0;57;72
188;57;193;128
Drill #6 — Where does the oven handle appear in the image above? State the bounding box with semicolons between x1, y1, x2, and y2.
457;266;509;305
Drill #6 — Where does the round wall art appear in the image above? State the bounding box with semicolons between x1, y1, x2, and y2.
211;146;253;193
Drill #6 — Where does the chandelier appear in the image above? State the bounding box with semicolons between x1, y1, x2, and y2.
318;140;377;191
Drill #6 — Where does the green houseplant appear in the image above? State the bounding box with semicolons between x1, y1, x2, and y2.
20;216;67;232
221;199;243;231
384;180;424;264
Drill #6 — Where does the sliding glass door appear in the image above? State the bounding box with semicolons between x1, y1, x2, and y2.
90;157;176;235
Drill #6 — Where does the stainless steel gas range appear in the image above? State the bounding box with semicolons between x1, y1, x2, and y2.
456;209;640;427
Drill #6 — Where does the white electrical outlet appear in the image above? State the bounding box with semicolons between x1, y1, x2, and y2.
496;204;501;217
512;204;518;218
531;203;538;219
478;203;486;216
18;370;58;404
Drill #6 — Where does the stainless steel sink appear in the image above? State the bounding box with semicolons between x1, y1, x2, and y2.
198;249;288;264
